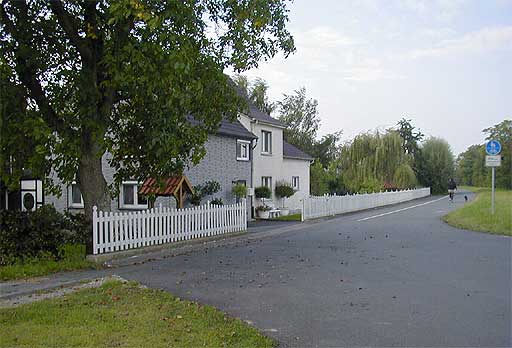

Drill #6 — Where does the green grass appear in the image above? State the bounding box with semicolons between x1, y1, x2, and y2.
0;257;97;281
269;213;301;221
443;188;512;236
0;280;275;348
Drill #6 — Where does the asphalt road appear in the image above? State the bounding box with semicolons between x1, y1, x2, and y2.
116;191;511;347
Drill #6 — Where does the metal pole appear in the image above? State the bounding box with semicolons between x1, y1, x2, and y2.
491;167;495;215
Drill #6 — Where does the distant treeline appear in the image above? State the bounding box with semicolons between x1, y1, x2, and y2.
456;120;511;189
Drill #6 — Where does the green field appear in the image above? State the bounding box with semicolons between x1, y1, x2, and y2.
443;188;512;236
0;280;274;348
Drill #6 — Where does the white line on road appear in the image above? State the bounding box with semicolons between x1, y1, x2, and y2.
357;196;448;222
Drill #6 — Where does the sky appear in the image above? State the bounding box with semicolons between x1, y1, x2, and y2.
241;0;512;155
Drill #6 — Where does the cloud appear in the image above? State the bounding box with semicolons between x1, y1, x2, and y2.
410;26;512;59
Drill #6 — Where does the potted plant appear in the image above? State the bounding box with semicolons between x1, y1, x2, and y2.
232;183;248;203
255;205;272;219
254;186;271;200
274;181;295;216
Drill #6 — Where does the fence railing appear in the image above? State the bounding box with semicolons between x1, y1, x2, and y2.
92;199;247;255
301;188;431;221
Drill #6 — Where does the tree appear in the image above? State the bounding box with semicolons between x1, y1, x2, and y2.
455;145;487;187
276;87;320;154
310;161;328;196
341;130;406;192
311;131;342;169
396;118;424;157
483;119;511;189
0;0;295;219
232;75;274;114
416;137;454;194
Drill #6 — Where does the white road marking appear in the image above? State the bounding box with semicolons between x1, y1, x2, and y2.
357;196;448;222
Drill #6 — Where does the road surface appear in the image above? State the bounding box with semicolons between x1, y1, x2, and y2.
114;191;511;347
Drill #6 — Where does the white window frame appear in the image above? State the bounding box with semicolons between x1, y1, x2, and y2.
262;176;272;189
236;139;250;161
68;181;84;209
119;181;148;210
292;176;300;190
261;130;272;155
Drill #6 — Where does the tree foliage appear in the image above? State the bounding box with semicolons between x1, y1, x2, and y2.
276;87;319;154
0;0;295;217
341;130;407;192
415;137;454;194
456;119;511;189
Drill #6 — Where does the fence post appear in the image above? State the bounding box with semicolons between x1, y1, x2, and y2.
92;206;98;255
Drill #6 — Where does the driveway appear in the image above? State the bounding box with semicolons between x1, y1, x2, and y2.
115;191;511;347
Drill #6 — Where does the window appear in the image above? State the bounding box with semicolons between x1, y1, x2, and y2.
261;130;272;154
236;140;250;161
68;182;84;208
262;176;272;189
120;181;148;209
292;176;300;190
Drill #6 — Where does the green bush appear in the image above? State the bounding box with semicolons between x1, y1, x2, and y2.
393;163;417;189
254;186;271;199
232;184;248;200
210;198;224;206
0;205;89;266
274;182;295;199
190;180;221;205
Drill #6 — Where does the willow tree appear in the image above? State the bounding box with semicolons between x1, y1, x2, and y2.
0;0;295;218
341;130;413;192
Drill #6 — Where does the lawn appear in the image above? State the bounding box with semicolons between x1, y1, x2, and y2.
443;188;512;236
0;257;97;282
269;213;301;221
0;280;275;348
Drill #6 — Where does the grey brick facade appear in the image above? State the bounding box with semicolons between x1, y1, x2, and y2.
46;134;252;213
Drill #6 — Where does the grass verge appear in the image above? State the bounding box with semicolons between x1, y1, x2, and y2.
0;257;97;282
443;188;511;236
269;213;301;221
0;280;275;348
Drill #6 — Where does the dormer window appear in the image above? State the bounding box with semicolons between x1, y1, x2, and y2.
261;130;272;154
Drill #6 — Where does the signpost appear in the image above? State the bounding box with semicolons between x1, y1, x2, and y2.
485;140;502;214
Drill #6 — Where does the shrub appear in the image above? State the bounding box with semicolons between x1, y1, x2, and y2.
210;198;224;206
274;182;295;199
255;205;271;212
190;180;221;206
232;184;247;200
254;186;271;199
0;205;89;266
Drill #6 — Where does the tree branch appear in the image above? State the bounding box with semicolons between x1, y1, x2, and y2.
49;0;92;62
0;2;65;133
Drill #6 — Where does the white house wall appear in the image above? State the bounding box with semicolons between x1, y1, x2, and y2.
238;113;311;212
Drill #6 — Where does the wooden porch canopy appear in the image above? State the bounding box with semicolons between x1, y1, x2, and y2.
139;176;194;209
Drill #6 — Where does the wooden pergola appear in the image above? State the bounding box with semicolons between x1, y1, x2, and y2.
138;176;194;209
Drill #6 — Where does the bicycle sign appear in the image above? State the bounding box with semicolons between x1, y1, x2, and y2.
485;140;501;155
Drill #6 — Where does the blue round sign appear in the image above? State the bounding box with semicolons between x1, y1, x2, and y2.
486;140;501;155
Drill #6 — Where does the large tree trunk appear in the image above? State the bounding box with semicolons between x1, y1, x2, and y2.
77;136;110;254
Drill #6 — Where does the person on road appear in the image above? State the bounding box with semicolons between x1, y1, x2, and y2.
448;178;457;201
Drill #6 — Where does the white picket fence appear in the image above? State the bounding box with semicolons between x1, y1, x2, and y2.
301;188;431;221
92;199;247;255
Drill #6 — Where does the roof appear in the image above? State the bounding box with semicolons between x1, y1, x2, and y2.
246;102;287;127
187;115;256;140
283;141;314;161
139;176;194;196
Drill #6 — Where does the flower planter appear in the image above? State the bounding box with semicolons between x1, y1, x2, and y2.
257;210;270;219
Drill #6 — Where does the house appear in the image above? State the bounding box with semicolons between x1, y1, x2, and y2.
238;102;313;213
2;95;312;217
40;118;256;214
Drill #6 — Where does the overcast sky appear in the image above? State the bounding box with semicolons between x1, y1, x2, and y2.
241;0;511;155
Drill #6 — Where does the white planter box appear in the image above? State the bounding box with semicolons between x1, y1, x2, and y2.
257;210;270;219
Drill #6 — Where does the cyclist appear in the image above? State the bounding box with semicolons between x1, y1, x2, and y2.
448;178;457;201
